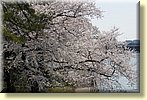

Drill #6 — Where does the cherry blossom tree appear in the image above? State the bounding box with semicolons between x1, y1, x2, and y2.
2;0;137;92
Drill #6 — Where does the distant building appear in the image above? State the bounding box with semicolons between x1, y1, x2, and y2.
125;40;140;52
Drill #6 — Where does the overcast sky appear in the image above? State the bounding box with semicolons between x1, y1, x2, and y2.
91;0;139;41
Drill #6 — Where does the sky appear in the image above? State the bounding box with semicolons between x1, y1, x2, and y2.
91;0;139;41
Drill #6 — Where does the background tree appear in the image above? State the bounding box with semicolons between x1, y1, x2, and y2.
2;1;50;92
2;0;137;92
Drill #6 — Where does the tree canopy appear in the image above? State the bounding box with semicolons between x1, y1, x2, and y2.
2;1;137;92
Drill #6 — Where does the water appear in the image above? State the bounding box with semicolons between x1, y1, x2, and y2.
118;53;139;92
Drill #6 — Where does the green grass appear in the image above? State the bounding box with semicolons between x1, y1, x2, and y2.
48;87;75;93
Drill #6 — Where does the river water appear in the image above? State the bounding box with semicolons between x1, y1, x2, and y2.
118;53;139;92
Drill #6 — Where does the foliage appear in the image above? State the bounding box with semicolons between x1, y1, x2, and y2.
2;0;137;92
2;2;49;41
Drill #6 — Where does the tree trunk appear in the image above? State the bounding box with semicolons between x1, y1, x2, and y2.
31;81;39;93
4;69;16;93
